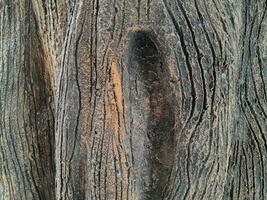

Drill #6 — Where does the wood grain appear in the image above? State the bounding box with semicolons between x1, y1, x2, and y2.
0;0;266;199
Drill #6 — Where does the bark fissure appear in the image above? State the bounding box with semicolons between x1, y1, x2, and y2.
0;0;267;199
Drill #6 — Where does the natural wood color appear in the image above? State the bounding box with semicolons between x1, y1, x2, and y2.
0;0;267;199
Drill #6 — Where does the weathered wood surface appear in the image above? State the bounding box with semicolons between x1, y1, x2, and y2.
0;0;267;199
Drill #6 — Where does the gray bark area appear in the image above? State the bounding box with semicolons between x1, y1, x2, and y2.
0;0;267;199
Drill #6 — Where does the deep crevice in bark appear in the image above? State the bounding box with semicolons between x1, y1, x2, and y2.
127;30;176;199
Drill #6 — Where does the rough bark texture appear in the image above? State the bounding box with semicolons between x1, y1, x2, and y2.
0;0;267;199
0;0;55;199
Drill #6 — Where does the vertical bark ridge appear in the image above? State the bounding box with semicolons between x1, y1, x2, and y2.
0;0;55;199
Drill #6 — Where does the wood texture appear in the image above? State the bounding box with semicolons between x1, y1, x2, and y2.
0;0;55;199
0;0;267;199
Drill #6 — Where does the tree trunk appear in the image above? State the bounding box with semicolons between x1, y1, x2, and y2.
0;0;267;199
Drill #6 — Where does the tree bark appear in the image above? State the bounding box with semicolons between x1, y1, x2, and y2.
0;0;267;199
0;0;55;199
